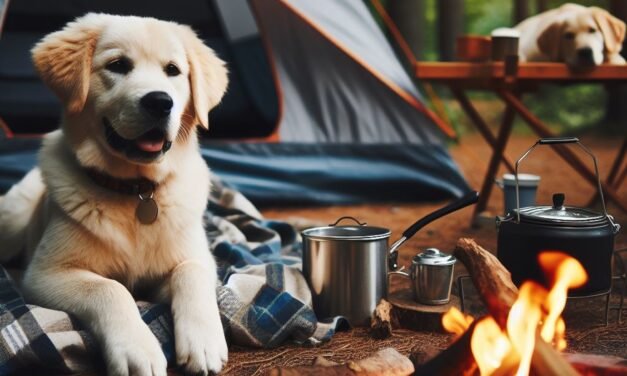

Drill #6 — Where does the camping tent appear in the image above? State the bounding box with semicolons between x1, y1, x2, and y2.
0;0;470;205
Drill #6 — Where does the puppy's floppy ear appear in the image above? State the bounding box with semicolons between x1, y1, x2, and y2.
591;7;626;58
31;13;104;114
537;21;564;61
177;25;228;129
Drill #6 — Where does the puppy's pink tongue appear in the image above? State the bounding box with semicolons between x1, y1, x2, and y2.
136;139;164;152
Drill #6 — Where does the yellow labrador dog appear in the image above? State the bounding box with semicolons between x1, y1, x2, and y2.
0;13;228;376
516;3;626;66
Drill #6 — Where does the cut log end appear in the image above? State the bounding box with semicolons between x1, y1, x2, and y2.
269;347;414;376
390;289;460;332
370;299;393;339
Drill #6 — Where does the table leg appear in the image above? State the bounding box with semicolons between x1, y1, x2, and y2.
588;138;626;207
450;88;515;173
607;138;627;187
472;104;517;226
616;168;627;189
498;90;627;213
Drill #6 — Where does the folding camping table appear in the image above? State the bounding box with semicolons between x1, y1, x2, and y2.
413;61;627;223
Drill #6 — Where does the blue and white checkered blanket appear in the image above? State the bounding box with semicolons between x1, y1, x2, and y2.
0;179;342;374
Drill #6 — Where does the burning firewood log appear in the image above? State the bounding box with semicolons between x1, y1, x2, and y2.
454;238;579;376
453;238;518;328
413;319;479;376
413;238;581;376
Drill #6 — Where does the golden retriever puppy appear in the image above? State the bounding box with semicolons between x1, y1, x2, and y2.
0;13;228;376
516;3;626;66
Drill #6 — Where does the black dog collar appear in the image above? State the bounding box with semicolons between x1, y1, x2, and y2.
84;168;159;225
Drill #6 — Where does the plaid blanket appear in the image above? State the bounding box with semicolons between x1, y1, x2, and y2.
0;176;342;374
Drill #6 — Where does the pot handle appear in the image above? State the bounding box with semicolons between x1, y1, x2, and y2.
329;216;367;227
388;191;479;270
515;138;618;232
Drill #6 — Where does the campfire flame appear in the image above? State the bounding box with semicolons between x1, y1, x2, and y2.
442;306;474;336
507;281;546;376
442;251;588;375
472;317;511;375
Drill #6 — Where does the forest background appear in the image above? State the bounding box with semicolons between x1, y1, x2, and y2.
374;0;624;135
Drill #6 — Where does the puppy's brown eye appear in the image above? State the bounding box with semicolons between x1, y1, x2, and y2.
589;27;596;33
165;63;180;77
105;58;132;74
564;32;575;40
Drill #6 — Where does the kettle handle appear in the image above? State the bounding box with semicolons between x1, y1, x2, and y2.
387;191;479;270
515;138;616;230
538;137;579;145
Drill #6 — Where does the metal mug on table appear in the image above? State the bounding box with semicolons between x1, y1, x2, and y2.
491;27;520;61
388;248;457;305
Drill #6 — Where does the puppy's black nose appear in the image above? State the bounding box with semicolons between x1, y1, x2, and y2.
140;91;173;118
576;48;595;64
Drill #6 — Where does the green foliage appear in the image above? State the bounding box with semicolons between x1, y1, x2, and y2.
436;0;613;133
465;0;513;35
369;0;619;133
546;0;609;9
522;85;608;132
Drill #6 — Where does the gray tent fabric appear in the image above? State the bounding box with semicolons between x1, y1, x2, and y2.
214;0;258;42
199;0;470;205
250;0;454;143
211;0;278;136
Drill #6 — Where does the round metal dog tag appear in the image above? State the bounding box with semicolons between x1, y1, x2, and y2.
136;197;158;225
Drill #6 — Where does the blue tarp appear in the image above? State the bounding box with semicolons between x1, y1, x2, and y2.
0;137;469;205
201;142;469;206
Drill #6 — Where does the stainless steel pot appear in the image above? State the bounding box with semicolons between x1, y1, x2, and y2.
302;191;479;326
302;217;390;326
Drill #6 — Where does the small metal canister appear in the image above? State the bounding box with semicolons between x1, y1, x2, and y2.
390;248;457;305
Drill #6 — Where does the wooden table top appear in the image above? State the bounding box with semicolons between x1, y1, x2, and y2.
414;62;627;82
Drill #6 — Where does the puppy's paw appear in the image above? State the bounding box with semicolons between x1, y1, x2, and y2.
175;315;228;375
104;322;167;376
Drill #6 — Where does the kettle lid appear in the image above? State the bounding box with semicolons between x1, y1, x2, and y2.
516;193;606;226
412;248;456;266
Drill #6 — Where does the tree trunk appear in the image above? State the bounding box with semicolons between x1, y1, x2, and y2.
514;0;529;24
609;0;627;54
604;0;627;133
536;0;548;13
437;0;463;61
387;0;425;60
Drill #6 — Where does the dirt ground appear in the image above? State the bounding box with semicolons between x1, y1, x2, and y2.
223;133;627;375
